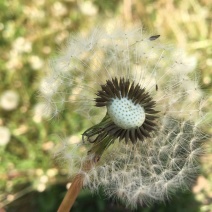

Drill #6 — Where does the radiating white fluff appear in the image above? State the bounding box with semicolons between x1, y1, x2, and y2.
44;26;210;209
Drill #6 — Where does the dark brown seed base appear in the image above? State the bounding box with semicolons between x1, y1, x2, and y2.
83;77;159;144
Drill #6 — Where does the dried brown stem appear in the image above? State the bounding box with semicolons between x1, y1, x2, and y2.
57;155;100;212
57;174;83;212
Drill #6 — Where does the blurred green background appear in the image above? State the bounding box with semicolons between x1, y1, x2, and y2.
0;0;211;211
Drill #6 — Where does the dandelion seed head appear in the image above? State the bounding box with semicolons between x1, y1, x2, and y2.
0;90;19;111
44;26;211;208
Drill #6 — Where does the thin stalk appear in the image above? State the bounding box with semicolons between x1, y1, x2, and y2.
57;155;100;212
57;174;83;212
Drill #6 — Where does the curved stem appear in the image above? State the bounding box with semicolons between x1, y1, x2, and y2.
57;155;100;212
57;174;83;212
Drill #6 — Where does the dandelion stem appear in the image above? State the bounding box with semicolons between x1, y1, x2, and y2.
57;155;100;212
57;173;83;212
